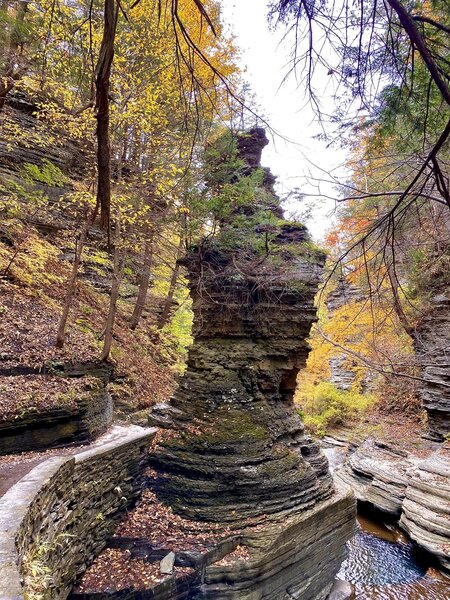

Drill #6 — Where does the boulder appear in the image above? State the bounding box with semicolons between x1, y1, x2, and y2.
327;579;355;600
160;551;176;575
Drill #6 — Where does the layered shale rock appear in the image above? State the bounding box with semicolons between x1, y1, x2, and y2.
400;446;450;573
335;439;419;517
336;438;450;575
198;483;354;600
151;128;333;524
71;483;355;599
0;94;86;184
325;278;375;392
325;278;363;314
415;293;450;441
140;128;356;599
0;426;156;600
328;355;359;391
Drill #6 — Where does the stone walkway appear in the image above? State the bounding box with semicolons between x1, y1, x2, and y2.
0;423;136;498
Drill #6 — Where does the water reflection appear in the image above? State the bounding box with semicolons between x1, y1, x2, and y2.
338;516;450;600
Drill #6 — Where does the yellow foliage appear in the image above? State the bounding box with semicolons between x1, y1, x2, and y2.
297;380;375;437
296;276;415;435
0;227;67;289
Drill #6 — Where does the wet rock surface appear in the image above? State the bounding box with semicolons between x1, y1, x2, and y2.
337;514;450;600
328;579;355;600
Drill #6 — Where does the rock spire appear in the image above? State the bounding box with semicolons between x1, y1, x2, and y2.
151;127;333;523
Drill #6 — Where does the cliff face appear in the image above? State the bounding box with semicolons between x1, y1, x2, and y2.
0;97;86;185
151;128;333;524
336;439;420;518
415;293;450;441
400;446;450;573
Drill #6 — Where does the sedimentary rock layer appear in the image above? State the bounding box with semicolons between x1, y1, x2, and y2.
415;293;450;441
0;381;113;454
0;97;86;183
151;128;334;524
335;439;419;517
336;438;450;574
198;483;355;600
400;446;450;573
325;278;375;392
70;482;355;600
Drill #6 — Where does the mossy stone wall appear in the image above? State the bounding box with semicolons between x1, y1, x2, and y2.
0;426;156;600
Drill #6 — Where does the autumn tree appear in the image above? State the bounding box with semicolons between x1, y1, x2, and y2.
0;0;241;355
271;0;450;298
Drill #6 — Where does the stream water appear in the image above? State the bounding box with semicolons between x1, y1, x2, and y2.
322;445;450;599
338;515;450;599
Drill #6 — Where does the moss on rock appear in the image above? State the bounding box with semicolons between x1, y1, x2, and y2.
150;128;333;524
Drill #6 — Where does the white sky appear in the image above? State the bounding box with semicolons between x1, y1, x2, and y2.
220;0;349;241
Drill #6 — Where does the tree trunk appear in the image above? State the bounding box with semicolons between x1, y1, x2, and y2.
55;204;98;348
130;232;154;330
95;0;118;236
100;221;124;361
157;237;184;330
116;126;129;182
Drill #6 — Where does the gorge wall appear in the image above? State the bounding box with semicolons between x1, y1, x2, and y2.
336;440;450;574
324;278;375;392
415;293;450;441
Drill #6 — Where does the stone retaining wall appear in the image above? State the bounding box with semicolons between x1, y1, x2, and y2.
0;426;157;599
